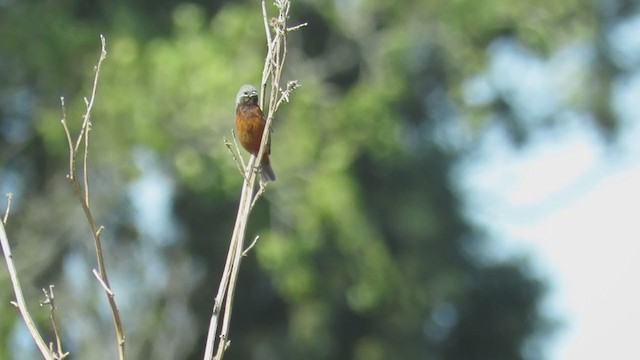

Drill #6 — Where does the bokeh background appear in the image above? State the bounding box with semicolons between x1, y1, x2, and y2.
1;0;638;359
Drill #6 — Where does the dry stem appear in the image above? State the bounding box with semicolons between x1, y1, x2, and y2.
202;1;305;359
59;34;126;360
0;209;54;359
223;129;247;180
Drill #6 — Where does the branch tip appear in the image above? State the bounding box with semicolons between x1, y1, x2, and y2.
287;22;308;32
3;192;13;225
242;235;261;257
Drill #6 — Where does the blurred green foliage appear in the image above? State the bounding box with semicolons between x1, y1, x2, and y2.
0;0;624;359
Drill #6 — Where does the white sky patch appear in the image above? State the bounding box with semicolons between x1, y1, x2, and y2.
460;117;640;360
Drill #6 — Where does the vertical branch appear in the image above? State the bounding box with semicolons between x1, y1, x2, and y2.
60;34;126;360
202;1;306;360
256;0;305;178
60;98;74;179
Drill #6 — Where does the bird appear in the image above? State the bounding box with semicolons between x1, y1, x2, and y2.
235;84;276;182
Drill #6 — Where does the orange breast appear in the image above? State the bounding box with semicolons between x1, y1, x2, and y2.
235;104;268;155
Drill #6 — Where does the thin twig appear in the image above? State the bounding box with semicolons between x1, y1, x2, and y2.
82;115;91;207
230;129;246;170
73;36;107;154
242;235;260;257
259;0;273;107
0;218;54;360
80;34;106;207
96;226;104;238
261;2;273;54
223;129;247;180
250;184;267;211
92;269;115;297
223;139;243;175
287;22;308;32
3;192;12;224
41;285;69;359
59;98;75;180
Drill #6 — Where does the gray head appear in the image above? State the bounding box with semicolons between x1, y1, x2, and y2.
236;84;259;106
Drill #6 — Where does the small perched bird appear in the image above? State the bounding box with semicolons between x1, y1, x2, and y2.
235;84;276;182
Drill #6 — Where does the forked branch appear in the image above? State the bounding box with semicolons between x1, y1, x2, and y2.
59;34;126;360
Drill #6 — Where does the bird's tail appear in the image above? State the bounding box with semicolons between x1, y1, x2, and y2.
260;161;276;182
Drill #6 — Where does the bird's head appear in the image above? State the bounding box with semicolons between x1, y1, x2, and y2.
236;84;259;106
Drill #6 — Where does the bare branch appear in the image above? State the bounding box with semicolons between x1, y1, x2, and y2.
0;218;54;359
73;36;107;155
41;286;69;359
204;1;304;360
60;34;126;360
